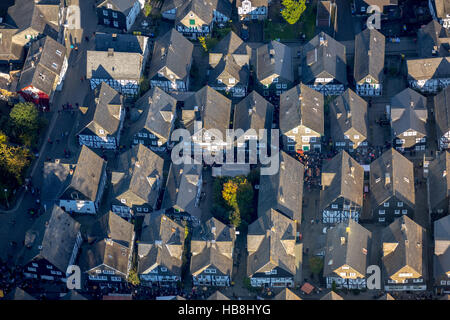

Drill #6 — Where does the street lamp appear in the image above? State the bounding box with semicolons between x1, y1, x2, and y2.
4;188;9;208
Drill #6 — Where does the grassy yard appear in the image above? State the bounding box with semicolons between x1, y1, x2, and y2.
264;1;317;41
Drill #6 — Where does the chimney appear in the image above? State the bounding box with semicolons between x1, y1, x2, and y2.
108;48;114;57
336;112;342;119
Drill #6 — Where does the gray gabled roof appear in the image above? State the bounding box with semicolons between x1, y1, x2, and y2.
138;214;185;276
81;212;134;275
256;40;294;83
247;209;298;277
320;151;364;211
434;85;450;139
5;288;36;300
434;215;450;281
113;144;164;207
42;146;106;202
161;0;185;12
407;57;450;80
302;31;347;85
280;83;324;135
208;54;250;87
417;20;450;58
258;151;304;222
381;216;427;279
323;219;371;277
390;88;427;136
5;0;59;39
149;28;193;81
18;36;66;95
86;50;143;80
428;151;450;212
273;288;302;300
370;148;415;210
176;0;231;26
354;28;385;83
20;205;81;273
233;91;273;133
182;86;232;137
80;82;123;136
95;33;148;55
129;87;177;142
162;163;203;219
207;290;230;300
320;291;343;300
190;218;236;276
211;31;249;55
330;88;368;139
0;28;23;61
89;211;135;248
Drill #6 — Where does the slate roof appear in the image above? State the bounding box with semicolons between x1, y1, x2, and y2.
5;0;59;39
233;91;273;134
258;151;304;222
98;0;136;15
434;85;450;139
434;215;450;282
417;20;450;58
428;151;450;212
390;88;427;136
176;0;232;26
302;31;347;85
280;83;324;135
210;31;249;56
208;54;249;88
190;218;236;276
370;148;415;210
138;213;185;276
0;28;23;61
182;86;232;137
62;146;106;201
20;205;81;273
41;146;106;202
95;33;147;55
407;57;450;80
330;88;368;140
433;0;450;19
161;0;185;12
60;290;88;300
320;151;364;211
256;40;294;83
18;36;66;95
129;86;177;142
381;215;427;279
323;219;371;277
86;50;143;80
207;290;230;300
89;211;135;248
80;212;134;275
320;291;344;300
247;209;298;277
162;163;203;219
273;288;302;300
5;288;36;300
354;28;385;83
149;28;193;81
113;144;164;207
79;82;123;136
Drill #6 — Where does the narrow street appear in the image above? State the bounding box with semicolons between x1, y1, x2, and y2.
0;0;98;263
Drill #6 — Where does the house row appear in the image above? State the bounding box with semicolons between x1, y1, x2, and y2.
323;215;431;292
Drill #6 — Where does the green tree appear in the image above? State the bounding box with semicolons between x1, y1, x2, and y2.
309;256;324;276
10;102;39;133
281;0;307;25
0;142;31;184
128;269;140;286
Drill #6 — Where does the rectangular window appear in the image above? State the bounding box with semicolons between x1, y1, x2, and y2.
394;210;400;215
331;204;338;209
161;267;167;272
402;209;407;215
379;217;385;222
113;21;119;27
397;202;403;207
104;19;110;25
379;210;385;215
103;10;108;16
112;12;118;18
384;202;389;207
189;19;195;25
